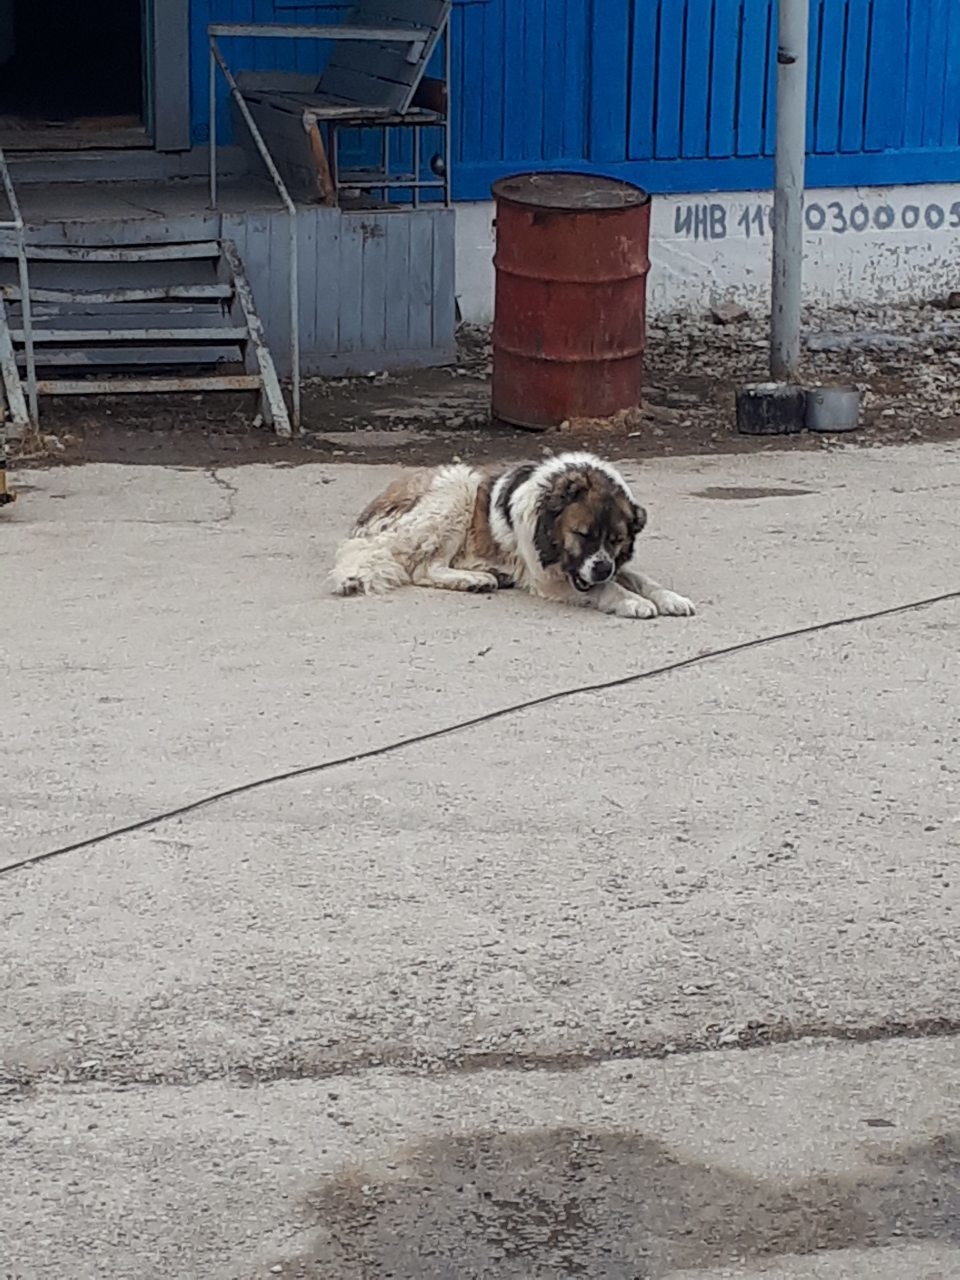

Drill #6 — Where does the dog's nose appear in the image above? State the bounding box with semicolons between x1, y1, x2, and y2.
592;557;614;583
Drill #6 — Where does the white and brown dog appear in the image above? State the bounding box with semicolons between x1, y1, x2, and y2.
328;451;694;620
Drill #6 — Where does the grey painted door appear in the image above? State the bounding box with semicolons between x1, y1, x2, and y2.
152;0;191;152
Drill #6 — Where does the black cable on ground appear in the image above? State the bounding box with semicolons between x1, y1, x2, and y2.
3;588;958;879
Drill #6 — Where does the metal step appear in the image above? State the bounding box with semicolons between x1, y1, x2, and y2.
2;284;234;305
17;346;242;369
0;259;220;292
0;240;223;262
12;327;249;344
11;302;232;324
0;233;290;438
37;375;263;396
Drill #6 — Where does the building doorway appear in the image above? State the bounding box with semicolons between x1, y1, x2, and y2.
0;0;147;150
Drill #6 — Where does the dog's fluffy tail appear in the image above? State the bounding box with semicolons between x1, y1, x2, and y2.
328;537;410;597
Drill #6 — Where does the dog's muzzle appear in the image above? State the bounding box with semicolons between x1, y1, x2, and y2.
572;555;614;592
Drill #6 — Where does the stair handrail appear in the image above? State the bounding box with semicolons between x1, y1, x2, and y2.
207;33;301;432
0;145;38;425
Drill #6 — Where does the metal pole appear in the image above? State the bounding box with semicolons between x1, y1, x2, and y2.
289;215;301;431
770;0;809;381
16;240;37;425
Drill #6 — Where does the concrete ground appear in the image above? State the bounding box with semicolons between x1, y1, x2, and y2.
2;442;959;1278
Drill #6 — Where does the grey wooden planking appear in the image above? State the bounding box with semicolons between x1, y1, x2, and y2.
237;72;320;96
406;211;435;355
298;208;319;358
385;214;412;353
323;42;426;91
432;205;455;348
318;65;411;111
311;210;341;359
360;216;389;352
336;216;365;356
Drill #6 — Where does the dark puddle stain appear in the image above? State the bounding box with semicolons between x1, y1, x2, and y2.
692;485;817;500
272;1126;960;1278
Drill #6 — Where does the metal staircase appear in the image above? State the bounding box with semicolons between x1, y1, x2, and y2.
0;231;290;439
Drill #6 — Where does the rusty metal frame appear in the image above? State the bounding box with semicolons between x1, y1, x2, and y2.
209;35;301;432
0;144;37;429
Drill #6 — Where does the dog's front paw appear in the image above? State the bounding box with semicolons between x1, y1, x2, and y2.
651;589;696;617
466;571;501;593
330;574;364;597
614;595;659;620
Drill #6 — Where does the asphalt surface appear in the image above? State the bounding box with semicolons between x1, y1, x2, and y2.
2;442;959;1277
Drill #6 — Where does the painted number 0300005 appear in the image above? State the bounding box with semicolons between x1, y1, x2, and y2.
803;200;960;234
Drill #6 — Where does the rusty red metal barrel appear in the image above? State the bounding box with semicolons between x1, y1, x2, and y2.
491;172;652;430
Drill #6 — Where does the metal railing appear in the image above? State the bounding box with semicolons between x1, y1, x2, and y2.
0;144;37;426
208;32;301;431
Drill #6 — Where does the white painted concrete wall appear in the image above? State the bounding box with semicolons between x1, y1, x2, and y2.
455;184;960;324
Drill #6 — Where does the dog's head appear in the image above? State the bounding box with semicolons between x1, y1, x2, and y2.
533;459;646;592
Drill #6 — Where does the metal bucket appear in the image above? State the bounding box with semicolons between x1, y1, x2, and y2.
805;386;861;433
491;172;652;430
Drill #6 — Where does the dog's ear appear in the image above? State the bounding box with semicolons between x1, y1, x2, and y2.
616;500;647;568
545;472;587;515
535;472;584;566
628;501;647;537
534;503;561;566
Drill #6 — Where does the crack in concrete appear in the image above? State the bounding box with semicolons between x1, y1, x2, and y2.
203;466;238;524
3;1015;960;1096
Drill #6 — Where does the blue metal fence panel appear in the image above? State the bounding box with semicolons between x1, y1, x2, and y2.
190;0;960;198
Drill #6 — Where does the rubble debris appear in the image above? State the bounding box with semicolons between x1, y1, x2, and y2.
711;301;750;325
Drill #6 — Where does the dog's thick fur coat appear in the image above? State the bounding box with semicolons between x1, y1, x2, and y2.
328;451;694;619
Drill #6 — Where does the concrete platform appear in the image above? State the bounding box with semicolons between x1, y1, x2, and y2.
3;1038;959;1278
13;175;283;225
1;442;959;1275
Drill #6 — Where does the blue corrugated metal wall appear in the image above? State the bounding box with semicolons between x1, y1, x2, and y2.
191;0;960;197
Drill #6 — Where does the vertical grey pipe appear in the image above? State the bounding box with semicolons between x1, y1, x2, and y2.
770;0;809;380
